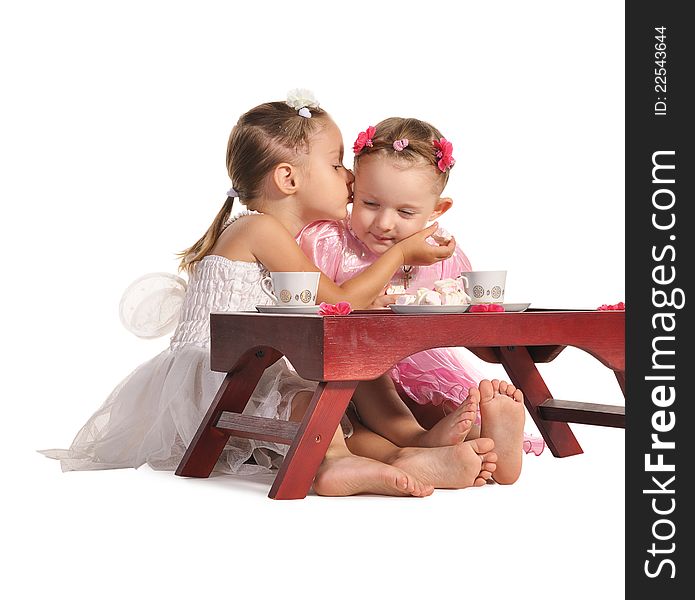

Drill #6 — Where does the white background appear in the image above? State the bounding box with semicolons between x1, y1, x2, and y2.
1;1;625;599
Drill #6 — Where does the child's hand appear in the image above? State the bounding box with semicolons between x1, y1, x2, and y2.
368;293;400;308
397;223;456;266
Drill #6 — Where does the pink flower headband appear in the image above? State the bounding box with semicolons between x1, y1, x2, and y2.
433;138;455;172
353;125;376;153
352;126;455;172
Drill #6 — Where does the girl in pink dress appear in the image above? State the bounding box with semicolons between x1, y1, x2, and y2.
298;117;544;483
41;94;502;496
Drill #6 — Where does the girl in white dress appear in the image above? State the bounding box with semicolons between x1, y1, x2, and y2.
40;91;498;496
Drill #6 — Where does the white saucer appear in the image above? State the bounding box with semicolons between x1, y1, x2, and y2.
388;302;531;314
469;303;531;312
255;304;321;314
500;303;531;312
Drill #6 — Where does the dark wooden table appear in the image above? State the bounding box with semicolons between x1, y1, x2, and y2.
176;308;625;499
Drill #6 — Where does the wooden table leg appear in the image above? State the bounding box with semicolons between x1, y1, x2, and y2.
497;346;583;457
176;347;282;478
270;381;358;500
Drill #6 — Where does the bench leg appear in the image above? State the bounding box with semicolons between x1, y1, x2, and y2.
270;381;357;500
497;346;583;458
176;347;282;478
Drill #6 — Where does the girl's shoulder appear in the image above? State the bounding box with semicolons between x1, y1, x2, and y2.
224;210;298;239
226;209;279;229
216;211;321;273
213;211;294;262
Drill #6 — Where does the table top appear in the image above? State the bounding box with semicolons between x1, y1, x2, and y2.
209;308;624;381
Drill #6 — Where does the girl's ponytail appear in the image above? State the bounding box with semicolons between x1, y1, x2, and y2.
177;192;236;273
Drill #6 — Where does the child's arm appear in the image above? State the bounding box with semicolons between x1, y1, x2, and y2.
246;216;454;308
336;223;455;303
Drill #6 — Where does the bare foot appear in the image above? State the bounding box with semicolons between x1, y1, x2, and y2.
491;378;523;402
479;379;525;484
414;388;479;447
312;454;434;498
391;438;497;489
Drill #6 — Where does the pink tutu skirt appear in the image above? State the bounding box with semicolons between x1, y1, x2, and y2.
391;347;545;456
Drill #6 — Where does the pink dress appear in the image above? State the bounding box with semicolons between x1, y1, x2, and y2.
297;217;545;456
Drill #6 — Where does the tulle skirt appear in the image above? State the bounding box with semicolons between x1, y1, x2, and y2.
391;348;546;456
39;346;317;474
391;348;485;408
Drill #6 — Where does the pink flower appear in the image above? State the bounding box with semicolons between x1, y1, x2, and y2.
318;301;353;316
392;138;409;151
433;137;455;172
353;126;376;154
597;301;625;311
469;303;505;312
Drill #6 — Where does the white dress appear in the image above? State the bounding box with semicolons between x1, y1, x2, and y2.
40;216;319;474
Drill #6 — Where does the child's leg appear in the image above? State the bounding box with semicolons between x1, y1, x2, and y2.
288;391;433;498
344;406;498;490
351;375;478;447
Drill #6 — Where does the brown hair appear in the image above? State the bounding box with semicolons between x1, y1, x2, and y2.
353;117;453;191
177;101;330;272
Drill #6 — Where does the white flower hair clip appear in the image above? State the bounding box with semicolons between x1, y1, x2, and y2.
286;88;319;118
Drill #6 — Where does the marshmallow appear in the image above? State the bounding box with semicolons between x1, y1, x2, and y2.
415;288;442;305
433;278;471;304
386;284;406;295
395;294;417;305
440;290;470;305
434;278;460;295
392;279;469;307
430;226;452;244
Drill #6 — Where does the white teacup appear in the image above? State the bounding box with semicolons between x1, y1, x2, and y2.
261;271;320;306
459;270;507;304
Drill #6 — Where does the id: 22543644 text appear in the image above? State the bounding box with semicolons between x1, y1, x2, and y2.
654;26;667;116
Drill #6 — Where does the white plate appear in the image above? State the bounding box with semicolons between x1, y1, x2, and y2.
500;303;531;312
468;303;531;312
388;302;531;314
388;304;471;314
255;304;321;314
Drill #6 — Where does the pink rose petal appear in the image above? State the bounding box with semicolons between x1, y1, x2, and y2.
319;302;353;316
334;301;352;315
469;304;489;312
598;301;625;311
470;304;504;313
